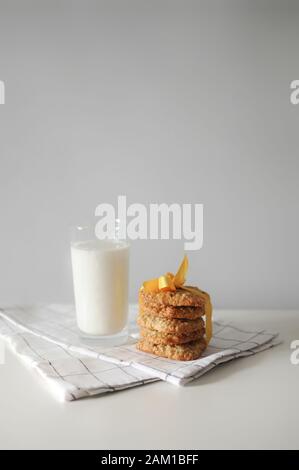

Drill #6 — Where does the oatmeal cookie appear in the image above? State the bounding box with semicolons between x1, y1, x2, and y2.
137;313;204;335
137;338;207;361
140;327;205;345
139;287;205;308
139;302;204;320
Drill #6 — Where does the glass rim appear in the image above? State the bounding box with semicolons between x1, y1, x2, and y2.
69;224;129;248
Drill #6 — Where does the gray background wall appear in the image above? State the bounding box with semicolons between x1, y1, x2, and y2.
0;0;298;308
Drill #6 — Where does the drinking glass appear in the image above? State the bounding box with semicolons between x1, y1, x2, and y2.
70;225;129;346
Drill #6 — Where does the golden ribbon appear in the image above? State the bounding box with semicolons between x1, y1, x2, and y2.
142;256;212;343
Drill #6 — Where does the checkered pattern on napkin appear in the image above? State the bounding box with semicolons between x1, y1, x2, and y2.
105;321;280;385
0;304;279;401
0;306;157;401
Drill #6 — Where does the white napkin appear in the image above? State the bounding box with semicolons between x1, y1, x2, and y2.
0;305;157;401
0;304;279;401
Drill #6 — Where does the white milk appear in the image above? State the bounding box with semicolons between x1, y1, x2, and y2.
71;240;129;336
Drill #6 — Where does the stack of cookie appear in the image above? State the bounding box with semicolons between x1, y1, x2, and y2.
137;287;208;361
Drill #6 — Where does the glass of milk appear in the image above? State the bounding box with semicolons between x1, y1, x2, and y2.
70;225;129;345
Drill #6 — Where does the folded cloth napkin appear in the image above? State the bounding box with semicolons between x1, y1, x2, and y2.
0;305;157;401
0;304;279;401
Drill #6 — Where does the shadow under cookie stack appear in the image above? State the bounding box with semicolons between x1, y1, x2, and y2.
137;287;209;361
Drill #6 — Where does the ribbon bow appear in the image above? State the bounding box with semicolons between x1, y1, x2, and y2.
142;256;212;343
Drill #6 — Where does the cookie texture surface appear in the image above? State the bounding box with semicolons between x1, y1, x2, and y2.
137;338;207;361
140;327;205;345
139;302;204;320
137;313;204;335
139;287;205;307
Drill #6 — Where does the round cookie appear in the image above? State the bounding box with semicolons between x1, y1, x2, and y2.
139;302;204;320
139;287;206;308
137;313;204;336
140;327;205;345
137;338;207;361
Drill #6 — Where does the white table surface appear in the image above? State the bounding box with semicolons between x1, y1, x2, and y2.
0;310;298;450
